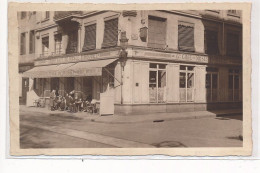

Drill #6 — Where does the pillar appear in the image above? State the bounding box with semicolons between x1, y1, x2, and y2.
194;66;206;102
166;64;179;103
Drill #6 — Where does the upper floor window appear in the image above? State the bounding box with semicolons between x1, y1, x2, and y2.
29;30;35;54
205;30;219;55
227;33;240;56
54;34;62;55
42;36;49;56
20;33;26;55
178;21;195;52
66;30;78;54
148;16;167;49
102;18;118;48
45;11;50;19
21;12;26;19
82;23;96;51
228;10;238;15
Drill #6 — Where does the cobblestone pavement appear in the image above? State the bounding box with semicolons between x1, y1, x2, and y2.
20;109;243;148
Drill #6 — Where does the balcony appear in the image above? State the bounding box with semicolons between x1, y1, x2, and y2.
54;11;83;21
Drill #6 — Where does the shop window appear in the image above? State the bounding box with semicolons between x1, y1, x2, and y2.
42;36;49;56
206;67;219;102
82;24;96;51
102;18;118;48
148;16;167;49
178;22;195;52
29;30;35;54
83;77;92;100
54;34;62;55
179;65;194;102
227;33;240;56
205;30;219;55
149;63;167;103
20;32;26;55
228;69;240;101
66;30;78;54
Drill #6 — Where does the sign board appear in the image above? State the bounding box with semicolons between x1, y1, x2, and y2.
100;86;114;115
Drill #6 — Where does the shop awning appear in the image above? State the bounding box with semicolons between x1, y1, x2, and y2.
23;58;117;78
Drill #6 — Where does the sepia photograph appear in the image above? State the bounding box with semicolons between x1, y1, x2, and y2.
8;3;252;156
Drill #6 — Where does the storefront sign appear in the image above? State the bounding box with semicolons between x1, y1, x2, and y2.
133;50;208;63
27;68;102;78
35;51;119;66
132;50;242;65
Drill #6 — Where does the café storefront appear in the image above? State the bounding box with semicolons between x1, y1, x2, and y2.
23;48;242;114
23;50;119;108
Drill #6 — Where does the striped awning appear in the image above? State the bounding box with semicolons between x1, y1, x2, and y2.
23;58;117;78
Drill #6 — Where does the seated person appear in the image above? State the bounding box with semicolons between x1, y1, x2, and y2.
60;97;66;111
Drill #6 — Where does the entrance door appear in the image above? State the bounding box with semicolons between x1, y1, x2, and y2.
21;78;29;104
83;77;92;100
65;77;74;94
51;78;59;92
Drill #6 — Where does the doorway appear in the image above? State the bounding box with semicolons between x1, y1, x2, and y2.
65;77;74;94
51;78;60;92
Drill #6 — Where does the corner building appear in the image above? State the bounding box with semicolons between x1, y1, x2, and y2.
21;10;243;114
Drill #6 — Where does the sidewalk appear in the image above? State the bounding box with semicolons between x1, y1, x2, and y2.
20;105;242;124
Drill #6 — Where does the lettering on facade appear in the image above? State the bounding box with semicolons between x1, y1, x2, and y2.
35;51;119;66
142;51;208;63
29;68;102;78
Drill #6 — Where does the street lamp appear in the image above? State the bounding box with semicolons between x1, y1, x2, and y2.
119;31;128;104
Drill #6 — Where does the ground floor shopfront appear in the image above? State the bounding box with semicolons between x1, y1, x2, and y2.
114;58;242;114
23;49;242;114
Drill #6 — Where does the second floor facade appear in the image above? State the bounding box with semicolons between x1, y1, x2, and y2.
18;10;243;66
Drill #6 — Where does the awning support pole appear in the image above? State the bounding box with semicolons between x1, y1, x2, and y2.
104;67;122;85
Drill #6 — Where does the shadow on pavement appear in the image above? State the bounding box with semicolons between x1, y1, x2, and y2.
152;141;187;148
215;114;243;121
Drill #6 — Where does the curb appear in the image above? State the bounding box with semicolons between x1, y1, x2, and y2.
89;112;242;124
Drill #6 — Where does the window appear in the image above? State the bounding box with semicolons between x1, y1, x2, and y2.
227;33;240;56
29;30;35;54
205;30;219;55
66;30;78;54
228;69;240;101
21;12;26;19
179;65;195;102
42;36;49;56
148;16;167;49
45;11;50;19
102;18;118;48
206;67;219;102
20;33;26;55
82;24;96;51
149;63;167;103
178;22;195;52
54;34;62;55
228;10;238;15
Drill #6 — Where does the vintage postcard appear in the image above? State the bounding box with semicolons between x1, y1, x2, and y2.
8;2;252;156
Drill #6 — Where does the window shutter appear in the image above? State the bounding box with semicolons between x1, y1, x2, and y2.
205;30;219;55
148;16;166;49
82;24;96;51
178;23;195;52
102;18;118;48
29;31;35;54
20;33;26;55
227;33;239;56
66;31;78;54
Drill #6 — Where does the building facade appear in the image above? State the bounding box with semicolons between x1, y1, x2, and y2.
20;10;243;114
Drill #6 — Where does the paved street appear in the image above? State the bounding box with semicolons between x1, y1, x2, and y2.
20;109;243;148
